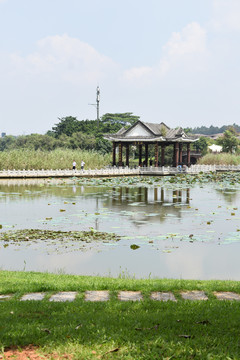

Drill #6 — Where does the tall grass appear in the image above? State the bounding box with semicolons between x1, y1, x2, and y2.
198;153;240;165
0;149;111;170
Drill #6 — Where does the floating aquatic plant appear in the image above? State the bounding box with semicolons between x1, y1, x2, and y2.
0;229;121;244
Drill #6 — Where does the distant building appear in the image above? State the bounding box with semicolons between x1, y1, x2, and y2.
1;132;6;138
208;144;222;153
194;133;223;140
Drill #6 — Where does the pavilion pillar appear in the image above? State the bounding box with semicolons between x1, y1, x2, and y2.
145;143;148;167
173;190;177;203
138;144;142;166
173;143;179;167
178;190;182;203
112;142;116;166
161;144;165;166
179;143;183;164
145;188;148;202
154;142;159;167
126;143;129;167
118;142;123;166
187;143;191;167
161;188;164;202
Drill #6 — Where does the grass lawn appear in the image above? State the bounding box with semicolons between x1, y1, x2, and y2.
1;271;240;359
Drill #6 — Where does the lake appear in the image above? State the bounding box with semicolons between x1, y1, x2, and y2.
0;175;240;280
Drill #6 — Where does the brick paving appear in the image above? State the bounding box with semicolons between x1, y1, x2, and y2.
1;290;240;302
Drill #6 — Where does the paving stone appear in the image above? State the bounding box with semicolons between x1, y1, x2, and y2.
213;291;240;301
21;293;46;301
180;290;208;301
118;291;143;301
85;291;110;302
0;295;12;300
49;292;77;302
150;292;177;302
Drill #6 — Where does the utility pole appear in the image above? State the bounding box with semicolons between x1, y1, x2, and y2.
89;86;100;127
96;86;100;127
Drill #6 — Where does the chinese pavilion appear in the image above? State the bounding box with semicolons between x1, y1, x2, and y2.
104;120;198;167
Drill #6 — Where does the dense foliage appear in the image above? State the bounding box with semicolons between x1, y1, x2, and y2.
216;128;239;153
0;113;139;154
187;123;240;135
193;136;208;155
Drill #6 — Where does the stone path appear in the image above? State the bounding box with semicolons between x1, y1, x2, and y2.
1;290;240;302
180;290;208;301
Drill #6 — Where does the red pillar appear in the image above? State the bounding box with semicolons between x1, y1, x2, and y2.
175;143;179;167
126;143;129;167
155;142;159;167
161;144;165;166
145;143;148;167
179;143;183;164
118;142;123;166
112;142;116;166
187;143;191;167
138;144;142;166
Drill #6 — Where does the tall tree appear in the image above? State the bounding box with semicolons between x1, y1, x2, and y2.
52;116;81;137
194;136;209;155
101;112;140;127
217;128;239;153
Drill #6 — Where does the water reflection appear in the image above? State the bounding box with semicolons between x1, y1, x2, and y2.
110;187;190;205
1;178;240;280
0;179;191;227
215;188;238;203
105;186;190;224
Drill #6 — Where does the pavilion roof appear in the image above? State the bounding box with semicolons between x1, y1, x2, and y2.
104;120;198;143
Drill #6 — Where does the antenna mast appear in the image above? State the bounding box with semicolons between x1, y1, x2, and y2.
89;86;100;127
96;86;100;127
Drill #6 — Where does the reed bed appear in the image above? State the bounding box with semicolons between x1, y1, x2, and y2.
198;153;240;165
0;149;111;170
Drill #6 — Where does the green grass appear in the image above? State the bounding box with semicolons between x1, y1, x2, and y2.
0;149;111;170
198;153;240;165
1;271;240;294
1;271;240;359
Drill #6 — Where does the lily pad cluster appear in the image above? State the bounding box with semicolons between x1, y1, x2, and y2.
76;172;240;188
0;229;120;244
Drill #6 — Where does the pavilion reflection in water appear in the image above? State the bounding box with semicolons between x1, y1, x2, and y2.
102;187;191;225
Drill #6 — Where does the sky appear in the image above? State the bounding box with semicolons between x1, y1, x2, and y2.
0;0;240;135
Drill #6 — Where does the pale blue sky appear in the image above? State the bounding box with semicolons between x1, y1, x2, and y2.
0;0;239;135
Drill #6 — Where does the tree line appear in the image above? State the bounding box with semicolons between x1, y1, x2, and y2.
1;114;239;156
187;123;240;135
0;113;139;153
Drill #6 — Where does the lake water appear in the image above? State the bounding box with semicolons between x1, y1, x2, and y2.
0;176;240;280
